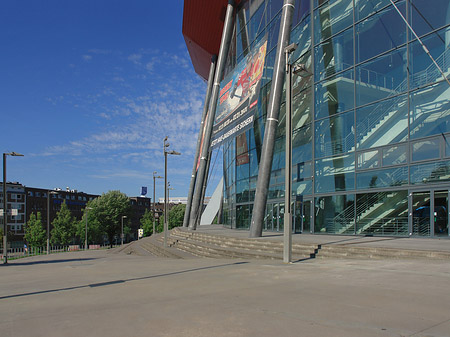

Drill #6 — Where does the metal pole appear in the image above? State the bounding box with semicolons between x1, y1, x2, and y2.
164;147;168;247
183;55;218;228
85;209;88;250
284;47;294;263
153;173;156;235
121;216;124;246
189;0;235;230
47;191;50;254
250;0;295;238
2;154;7;264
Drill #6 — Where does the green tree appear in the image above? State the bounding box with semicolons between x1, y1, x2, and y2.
168;204;186;229
51;201;76;245
88;190;131;246
140;209;154;236
24;212;46;248
75;206;104;245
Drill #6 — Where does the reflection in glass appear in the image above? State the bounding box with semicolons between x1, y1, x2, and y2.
408;0;450;38
355;0;391;22
293;125;312;164
355;47;407;107
356;166;408;189
357;150;380;169
315;69;354;120
434;190;448;236
315;110;354;158
314;28;354;81
412;191;431;236
411;138;440;162
236;205;250;229
290;15;311;60
356;190;408;235
315;194;355;234
314;0;353;43
315;154;355;193
410;160;450;185
410;81;450;139
355;2;406;64
382;144;407;166
356;94;408;150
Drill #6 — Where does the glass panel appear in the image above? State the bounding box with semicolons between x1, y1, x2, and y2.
267;12;281;52
315;110;355;158
355;0;392;22
273;203;279;231
314;0;353;43
382;144;407;166
303;200;311;233
293;124;312;164
410;160;450;185
315;69;354;120
293;87;312;132
411;138;441;162
357;149;380;169
297;161;312;181
315;154;355;193
314;28;354;81
409;0;450;38
410;81;450;139
355;47;407;107
293;180;313;196
356;94;408;149
356;166;408;189
293;0;311;26
434;190;448;236
278;203;285;231
294;199;303;233
355;2;406;64
236;179;249;203
290;15;311;61
315;194;355;234
236;205;250;229
412;191;431;236
264;203;274;231
409;27;449;89
293;52;312;96
356;190;408;236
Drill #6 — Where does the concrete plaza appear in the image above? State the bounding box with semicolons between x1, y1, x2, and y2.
1;249;450;337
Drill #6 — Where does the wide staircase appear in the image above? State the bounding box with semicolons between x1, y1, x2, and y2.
124;227;450;261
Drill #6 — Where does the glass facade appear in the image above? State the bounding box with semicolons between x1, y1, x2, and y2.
220;0;450;237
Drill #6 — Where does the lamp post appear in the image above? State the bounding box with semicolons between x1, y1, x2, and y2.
153;171;163;236
284;43;310;263
121;215;127;246
85;207;93;250
47;190;59;254
2;152;24;264
163;136;181;247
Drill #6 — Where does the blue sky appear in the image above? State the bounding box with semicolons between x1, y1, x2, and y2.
0;0;223;201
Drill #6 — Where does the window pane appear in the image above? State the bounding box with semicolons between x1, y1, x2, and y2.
410;160;450;184
355;0;392;22
356;190;408;236
357;149;380;169
356;166;408;189
314;194;355;234
293;124;312;163
410;81;450;139
409;0;450;38
355;47;407;107
314;69;355;120
314;0;353;43
356;94;408;149
315;110;354;158
314;28;354;81
290;15;311;60
293;87;312;130
411;138;441;162
315;154;355;193
409;27;450;89
356;2;406;63
382;144;407;166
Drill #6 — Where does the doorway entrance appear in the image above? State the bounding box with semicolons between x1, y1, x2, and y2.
411;189;449;237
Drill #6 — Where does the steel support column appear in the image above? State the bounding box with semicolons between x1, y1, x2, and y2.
183;55;217;228
189;0;235;230
249;0;295;238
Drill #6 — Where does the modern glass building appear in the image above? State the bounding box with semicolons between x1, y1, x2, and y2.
183;0;450;238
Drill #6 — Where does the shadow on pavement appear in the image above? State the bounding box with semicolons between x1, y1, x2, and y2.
0;261;249;300
3;258;100;266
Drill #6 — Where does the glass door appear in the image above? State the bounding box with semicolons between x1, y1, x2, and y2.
434;190;448;237
303;200;311;234
411;189;449;237
412;191;431;236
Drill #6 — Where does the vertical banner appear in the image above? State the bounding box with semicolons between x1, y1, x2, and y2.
211;36;268;149
141;186;147;196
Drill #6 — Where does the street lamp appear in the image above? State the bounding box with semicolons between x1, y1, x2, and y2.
47;190;59;254
2;152;24;264
153;171;163;236
121;215;127;246
163;136;181;248
85;207;93;250
284;43;310;263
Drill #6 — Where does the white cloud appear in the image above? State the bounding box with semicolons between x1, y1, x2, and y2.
82;54;92;61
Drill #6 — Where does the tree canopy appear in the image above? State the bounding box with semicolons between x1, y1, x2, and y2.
24;212;46;248
51;202;76;245
140;209;154;236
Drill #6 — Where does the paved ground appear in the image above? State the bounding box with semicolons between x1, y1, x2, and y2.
196;224;450;252
1;249;450;337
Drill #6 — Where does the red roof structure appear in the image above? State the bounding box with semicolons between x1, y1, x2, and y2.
183;0;241;80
